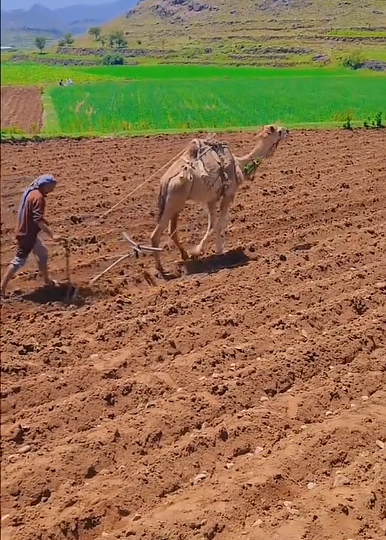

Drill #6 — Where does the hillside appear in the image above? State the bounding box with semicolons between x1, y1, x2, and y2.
2;0;115;7
75;0;386;65
1;0;137;49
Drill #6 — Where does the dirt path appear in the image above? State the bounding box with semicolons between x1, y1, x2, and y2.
1;86;43;133
1;130;386;540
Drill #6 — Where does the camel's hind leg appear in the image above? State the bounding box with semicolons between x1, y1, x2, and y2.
151;173;192;273
189;200;217;257
151;201;189;273
169;213;188;261
215;196;233;255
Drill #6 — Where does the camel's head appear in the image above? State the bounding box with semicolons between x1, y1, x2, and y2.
262;125;289;140
259;125;289;158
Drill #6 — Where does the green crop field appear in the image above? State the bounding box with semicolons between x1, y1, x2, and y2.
2;63;385;87
1;63;385;136
45;73;386;135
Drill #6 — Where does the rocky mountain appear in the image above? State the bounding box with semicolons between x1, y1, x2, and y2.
78;0;385;64
2;0;112;7
1;0;137;47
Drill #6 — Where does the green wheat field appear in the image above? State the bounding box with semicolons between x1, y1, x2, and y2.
2;64;386;135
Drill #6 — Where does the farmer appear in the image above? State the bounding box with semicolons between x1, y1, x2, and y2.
1;174;64;297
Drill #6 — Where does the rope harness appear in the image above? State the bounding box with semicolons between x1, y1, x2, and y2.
192;136;265;192
184;136;233;197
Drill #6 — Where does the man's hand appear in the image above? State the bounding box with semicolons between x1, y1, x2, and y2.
38;220;54;239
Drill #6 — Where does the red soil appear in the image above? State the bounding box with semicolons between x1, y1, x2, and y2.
1;129;385;540
1;86;43;134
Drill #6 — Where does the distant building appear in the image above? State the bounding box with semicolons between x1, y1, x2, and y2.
1;46;17;51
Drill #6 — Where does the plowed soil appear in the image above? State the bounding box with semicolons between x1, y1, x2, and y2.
1;86;43;133
1;129;386;540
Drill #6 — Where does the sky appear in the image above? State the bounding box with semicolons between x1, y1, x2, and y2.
2;0;118;9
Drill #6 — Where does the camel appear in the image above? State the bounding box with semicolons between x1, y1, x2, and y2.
150;125;289;273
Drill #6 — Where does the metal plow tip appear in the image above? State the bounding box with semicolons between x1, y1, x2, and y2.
65;283;78;303
88;232;162;286
122;232;163;256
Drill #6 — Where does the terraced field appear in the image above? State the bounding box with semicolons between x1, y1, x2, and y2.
1;129;385;540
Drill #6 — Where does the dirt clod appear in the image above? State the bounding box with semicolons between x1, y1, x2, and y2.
334;474;350;488
17;445;31;454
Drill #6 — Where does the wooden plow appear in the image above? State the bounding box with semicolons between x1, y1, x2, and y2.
86;145;188;287
89;232;162;285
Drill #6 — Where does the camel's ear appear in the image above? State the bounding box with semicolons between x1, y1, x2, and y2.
277;127;289;138
263;125;275;135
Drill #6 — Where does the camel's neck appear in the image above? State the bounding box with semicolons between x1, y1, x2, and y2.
236;138;269;168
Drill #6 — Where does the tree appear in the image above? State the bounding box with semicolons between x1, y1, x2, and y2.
102;53;124;65
88;26;101;41
35;36;47;54
108;33;116;48
63;33;74;46
108;30;127;48
115;30;127;48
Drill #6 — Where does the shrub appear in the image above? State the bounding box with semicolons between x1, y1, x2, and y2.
342;52;364;70
342;112;353;130
102;54;124;65
364;111;385;128
373;111;384;128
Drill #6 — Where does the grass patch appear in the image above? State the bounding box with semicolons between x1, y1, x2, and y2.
362;48;386;61
327;30;386;39
0;63;120;86
46;74;386;135
41;91;60;133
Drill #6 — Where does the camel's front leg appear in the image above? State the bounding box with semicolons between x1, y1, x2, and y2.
169;213;189;261
215;196;233;255
189;201;217;257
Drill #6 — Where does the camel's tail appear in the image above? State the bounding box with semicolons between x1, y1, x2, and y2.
157;160;193;222
157;179;170;222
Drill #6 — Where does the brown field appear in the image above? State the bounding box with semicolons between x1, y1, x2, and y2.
1;129;386;540
1;86;42;133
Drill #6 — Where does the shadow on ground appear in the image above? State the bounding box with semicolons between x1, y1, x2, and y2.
157;248;250;280
21;283;93;306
